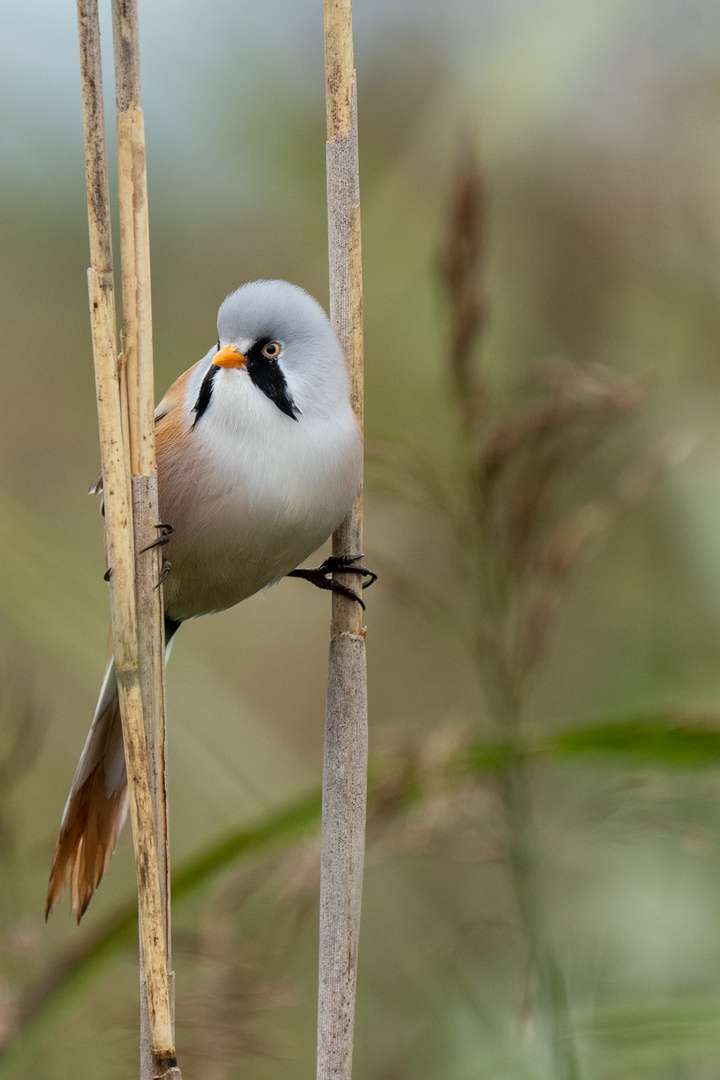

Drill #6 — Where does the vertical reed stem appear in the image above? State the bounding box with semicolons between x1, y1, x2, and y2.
318;3;367;1079
109;5;175;1076
76;2;177;1076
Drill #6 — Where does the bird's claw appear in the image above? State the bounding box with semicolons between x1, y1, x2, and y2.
106;526;174;583
287;553;376;610
141;523;174;553
155;559;172;589
322;554;377;589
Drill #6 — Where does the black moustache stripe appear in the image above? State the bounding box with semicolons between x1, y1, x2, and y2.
247;339;299;421
191;362;219;429
191;340;300;428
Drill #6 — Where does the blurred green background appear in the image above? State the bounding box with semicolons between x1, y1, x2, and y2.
3;0;720;1077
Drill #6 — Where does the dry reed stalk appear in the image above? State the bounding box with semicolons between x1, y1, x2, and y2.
317;3;367;1080
76;2;178;1076
109;3;175;1076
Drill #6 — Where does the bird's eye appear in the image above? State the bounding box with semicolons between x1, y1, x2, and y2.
262;341;281;359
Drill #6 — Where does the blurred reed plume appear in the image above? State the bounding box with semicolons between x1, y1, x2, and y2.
439;151;648;696
439;141;488;435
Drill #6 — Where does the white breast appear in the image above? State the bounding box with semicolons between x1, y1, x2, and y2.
157;366;361;623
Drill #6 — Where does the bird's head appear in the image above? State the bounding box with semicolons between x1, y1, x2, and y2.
198;280;348;426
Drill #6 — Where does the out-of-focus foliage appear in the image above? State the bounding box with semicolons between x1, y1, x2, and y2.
3;1;720;1078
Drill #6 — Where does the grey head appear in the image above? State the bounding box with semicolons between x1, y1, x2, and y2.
214;280;349;419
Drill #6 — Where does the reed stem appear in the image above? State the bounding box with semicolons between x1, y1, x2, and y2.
76;1;177;1075
317;2;367;1079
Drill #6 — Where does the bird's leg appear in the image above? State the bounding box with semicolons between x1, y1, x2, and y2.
140;523;174;553
287;554;376;610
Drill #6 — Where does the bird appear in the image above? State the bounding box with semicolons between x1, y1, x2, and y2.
46;279;367;922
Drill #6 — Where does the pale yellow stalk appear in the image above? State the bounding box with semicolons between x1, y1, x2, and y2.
76;1;178;1076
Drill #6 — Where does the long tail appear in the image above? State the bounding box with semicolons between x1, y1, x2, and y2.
46;657;128;922
47;621;180;922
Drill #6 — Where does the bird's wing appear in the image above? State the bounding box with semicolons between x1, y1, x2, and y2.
88;359;203;495
154;359;202;423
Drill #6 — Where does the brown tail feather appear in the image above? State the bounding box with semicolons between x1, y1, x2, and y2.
46;676;128;922
46;769;128;922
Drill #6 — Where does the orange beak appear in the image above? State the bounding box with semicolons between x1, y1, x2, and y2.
212;345;247;369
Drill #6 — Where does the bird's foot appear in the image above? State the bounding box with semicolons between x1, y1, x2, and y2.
287;554;376;610
141;523;174;553
105;526;174;583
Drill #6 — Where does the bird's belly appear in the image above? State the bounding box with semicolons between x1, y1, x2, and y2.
157;426;358;622
161;507;333;621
